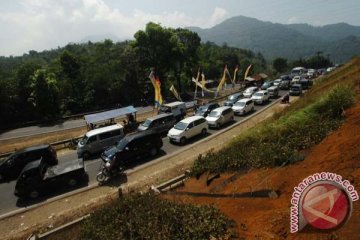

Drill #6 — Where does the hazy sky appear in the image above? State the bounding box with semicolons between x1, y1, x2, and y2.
1;0;360;56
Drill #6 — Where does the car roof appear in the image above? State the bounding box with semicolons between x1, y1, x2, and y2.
200;102;218;108
246;86;258;90
213;106;231;112
180;116;204;123
163;101;185;107
86;124;123;137
147;113;174;121
267;86;278;90
255;90;267;93
126;129;160;141
229;92;242;97
237;98;252;103
15;144;51;154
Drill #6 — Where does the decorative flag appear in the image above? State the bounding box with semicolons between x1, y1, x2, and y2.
232;65;239;88
169;84;181;101
149;71;163;108
215;65;230;97
201;72;206;97
193;68;200;99
244;64;252;80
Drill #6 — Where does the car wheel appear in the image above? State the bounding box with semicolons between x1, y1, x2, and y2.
251;106;255;112
216;123;220;129
201;128;207;135
149;147;158;156
82;152;90;160
68;178;78;187
180;137;186;145
29;190;40;199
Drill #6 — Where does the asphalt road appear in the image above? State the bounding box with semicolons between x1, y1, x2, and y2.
0;90;288;216
0;106;154;140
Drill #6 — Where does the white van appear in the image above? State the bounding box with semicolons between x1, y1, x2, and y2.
206;106;234;128
291;67;307;76
232;98;254;115
167;116;208;145
77;124;124;159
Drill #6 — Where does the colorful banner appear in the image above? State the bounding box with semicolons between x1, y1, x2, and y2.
215;65;230;97
244;64;252;80
193;68;200;99
232;65;239;87
169;84;181;101
149;71;163;108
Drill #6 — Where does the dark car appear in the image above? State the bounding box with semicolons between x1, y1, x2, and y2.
0;145;58;182
299;79;311;90
224;93;243;107
138;113;176;135
261;81;274;90
101;131;163;167
280;75;292;81
279;80;291;90
14;158;86;199
289;84;303;96
194;103;220;118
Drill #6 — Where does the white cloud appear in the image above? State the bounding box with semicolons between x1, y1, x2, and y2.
287;16;298;24
0;0;228;56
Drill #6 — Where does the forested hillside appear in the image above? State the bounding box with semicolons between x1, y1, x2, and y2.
0;22;267;127
189;15;360;62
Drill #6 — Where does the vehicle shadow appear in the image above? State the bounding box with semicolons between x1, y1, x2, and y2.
99;173;128;188
15;175;90;207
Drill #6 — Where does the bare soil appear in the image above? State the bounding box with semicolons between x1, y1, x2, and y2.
166;90;360;239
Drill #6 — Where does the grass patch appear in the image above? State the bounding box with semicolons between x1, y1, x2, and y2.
191;58;359;176
80;193;233;240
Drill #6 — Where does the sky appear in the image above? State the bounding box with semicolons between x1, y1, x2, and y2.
1;0;360;56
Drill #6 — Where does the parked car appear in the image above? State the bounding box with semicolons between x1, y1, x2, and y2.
77;124;124;159
159;101;186;121
279;80;291;90
267;86;279;98
167;116;208;145
206;106;234;128
299;79;311;90
138;113;176;135
243;86;259;98
101;130;163;164
232;98;254;115
280;75;292;81
261;81;274;90
289;84;303;96
194;103;220;118
14;158;86;199
291;75;302;84
273;79;282;86
224;93;243;107
0;145;58;182
251;90;270;105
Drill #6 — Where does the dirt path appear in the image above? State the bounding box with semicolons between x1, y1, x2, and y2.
167;91;360;239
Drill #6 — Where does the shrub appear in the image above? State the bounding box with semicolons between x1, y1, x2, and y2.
80;193;232;240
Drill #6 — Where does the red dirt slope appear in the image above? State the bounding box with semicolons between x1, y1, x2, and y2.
165;90;360;239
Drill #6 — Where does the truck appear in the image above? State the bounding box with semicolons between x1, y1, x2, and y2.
158;101;186;121
14;158;87;199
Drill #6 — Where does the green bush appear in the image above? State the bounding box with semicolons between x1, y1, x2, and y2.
80;193;232;240
191;84;355;176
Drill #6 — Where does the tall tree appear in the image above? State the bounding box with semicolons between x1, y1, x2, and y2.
273;57;288;73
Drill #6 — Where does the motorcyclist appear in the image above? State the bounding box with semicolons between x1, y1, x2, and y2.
281;93;290;104
106;155;123;175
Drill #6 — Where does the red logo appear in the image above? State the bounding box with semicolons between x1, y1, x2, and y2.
301;183;350;230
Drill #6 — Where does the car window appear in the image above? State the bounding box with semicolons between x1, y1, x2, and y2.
187;122;195;129
174;122;187;130
88;136;97;143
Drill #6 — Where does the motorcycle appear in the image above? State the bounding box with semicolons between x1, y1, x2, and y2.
96;160;124;184
281;94;290;104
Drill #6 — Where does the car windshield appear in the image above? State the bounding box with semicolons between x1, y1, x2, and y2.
159;106;171;113
116;138;129;150
142;119;152;127
228;95;237;100
234;101;245;107
244;88;253;93
291;86;300;90
80;135;88;145
174;122;188;130
196;106;207;113
209;111;221;117
253;92;263;97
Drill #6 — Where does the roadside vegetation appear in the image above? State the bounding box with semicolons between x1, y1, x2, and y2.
191;58;359;176
80;193;233;240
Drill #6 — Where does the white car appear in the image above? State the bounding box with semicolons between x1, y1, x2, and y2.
251;90;270;105
205;106;234;128
232;98;254;115
273;79;282;86
291;75;302;84
167;116;208;145
243;86;259;98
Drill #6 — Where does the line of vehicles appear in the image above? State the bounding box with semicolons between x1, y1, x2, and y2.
0;65;324;199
